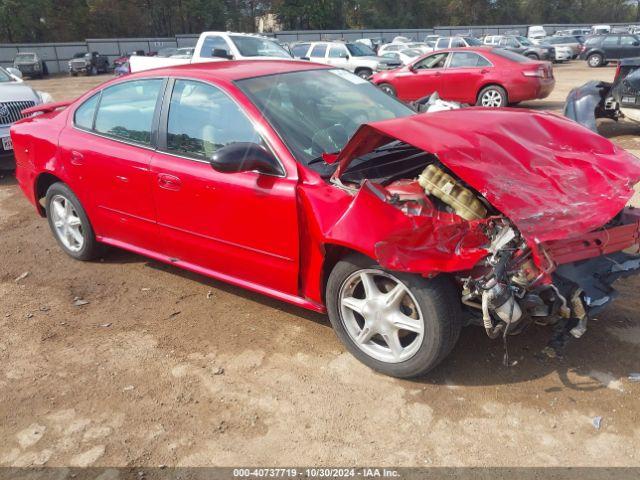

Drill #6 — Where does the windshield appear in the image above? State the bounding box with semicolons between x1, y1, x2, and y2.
236;69;413;164
229;35;291;58
346;43;376;56
0;68;14;82
15;53;35;62
464;37;483;46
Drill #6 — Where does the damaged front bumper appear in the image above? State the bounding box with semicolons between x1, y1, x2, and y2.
321;109;640;346
564;80;619;132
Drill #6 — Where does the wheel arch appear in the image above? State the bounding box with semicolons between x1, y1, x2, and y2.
320;243;373;304
34;172;64;216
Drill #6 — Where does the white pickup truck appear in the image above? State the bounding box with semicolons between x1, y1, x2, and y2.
130;31;293;73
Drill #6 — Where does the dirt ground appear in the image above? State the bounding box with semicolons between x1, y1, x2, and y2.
1;62;640;468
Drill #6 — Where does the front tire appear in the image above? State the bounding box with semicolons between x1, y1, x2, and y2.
476;85;508;107
45;182;101;261
587;53;604;68
326;254;462;378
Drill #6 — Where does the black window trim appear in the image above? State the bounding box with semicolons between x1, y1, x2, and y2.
156;76;286;178
72;76;168;151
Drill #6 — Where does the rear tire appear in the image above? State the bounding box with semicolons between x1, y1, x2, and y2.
587;53;603;68
45;182;102;261
476;85;508;107
378;83;397;97
355;68;373;80
326;254;462;378
526;53;539;60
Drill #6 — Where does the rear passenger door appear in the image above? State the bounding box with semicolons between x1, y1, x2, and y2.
58;78;165;250
308;43;329;65
326;45;350;69
602;35;620;59
440;51;492;103
150;79;300;295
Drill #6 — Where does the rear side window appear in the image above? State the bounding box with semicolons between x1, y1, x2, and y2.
166;79;262;160
74;93;100;130
94;79;163;146
436;38;449;49
329;46;348;58
449;52;491;68
603;36;619;47
585;37;601;46
310;44;327;58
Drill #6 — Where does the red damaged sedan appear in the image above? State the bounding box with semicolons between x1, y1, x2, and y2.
371;47;555;107
11;61;640;378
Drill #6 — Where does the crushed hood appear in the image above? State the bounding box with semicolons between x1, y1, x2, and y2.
332;108;640;243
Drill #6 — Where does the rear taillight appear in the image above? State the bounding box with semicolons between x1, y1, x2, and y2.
614;63;621;81
523;67;545;78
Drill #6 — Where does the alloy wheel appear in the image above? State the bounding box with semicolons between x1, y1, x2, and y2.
480;89;504;107
338;269;425;363
50;194;85;252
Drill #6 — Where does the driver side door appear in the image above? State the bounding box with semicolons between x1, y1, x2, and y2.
396;52;448;101
150;79;300;295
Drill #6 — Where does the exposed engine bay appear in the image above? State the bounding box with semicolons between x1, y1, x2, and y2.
320;125;640;355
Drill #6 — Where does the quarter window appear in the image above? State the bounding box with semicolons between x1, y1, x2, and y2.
166;79;262;160
94;79;163;145
435;38;449;49
74;92;100;130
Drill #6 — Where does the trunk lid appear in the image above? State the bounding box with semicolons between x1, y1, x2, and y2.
332;108;640;243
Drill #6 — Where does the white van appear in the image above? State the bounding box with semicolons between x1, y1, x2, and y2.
592;24;611;35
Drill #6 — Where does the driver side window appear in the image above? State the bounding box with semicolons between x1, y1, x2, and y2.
200;35;231;58
414;52;448;70
166;80;262;161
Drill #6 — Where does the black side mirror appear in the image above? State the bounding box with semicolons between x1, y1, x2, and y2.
212;48;233;60
210;143;282;175
634;41;640;46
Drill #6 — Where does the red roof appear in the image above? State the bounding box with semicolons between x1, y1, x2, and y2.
130;59;328;82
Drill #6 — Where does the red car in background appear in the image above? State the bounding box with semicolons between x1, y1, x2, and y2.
10;61;640;379
371;47;555;107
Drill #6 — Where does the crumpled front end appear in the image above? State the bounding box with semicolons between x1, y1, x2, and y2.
309;108;640;348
